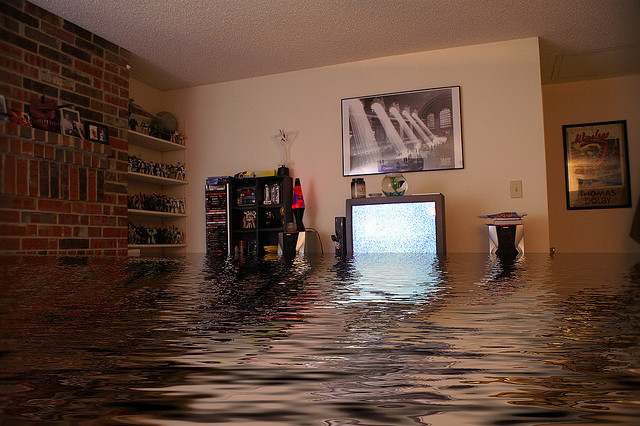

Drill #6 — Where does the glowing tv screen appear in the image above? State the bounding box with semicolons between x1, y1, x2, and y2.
346;194;446;255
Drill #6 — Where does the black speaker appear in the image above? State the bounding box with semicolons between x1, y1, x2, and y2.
332;217;346;257
495;225;519;257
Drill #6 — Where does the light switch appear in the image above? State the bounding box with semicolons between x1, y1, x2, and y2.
510;180;523;198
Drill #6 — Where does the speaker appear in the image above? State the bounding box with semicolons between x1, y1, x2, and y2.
332;216;346;257
488;224;524;257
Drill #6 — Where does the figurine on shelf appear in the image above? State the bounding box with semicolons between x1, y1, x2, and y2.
128;118;138;131
148;228;157;244
243;210;257;229
128;222;137;244
128;154;186;181
173;133;187;146
176;163;186;180
142;122;151;135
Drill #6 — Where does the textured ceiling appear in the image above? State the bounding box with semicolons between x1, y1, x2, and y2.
28;0;640;91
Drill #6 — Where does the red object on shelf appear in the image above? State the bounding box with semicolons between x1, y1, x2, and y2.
292;178;305;209
292;178;305;231
478;211;526;226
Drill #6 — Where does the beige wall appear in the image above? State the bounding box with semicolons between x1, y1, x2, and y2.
130;80;168;114
133;37;551;253
543;74;640;253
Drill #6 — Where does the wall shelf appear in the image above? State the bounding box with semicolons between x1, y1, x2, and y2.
128;171;188;186
127;130;186;152
127;129;187;255
127;209;186;218
228;176;293;258
128;244;187;249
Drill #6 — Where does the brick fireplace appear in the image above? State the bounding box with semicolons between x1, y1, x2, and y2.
1;0;131;255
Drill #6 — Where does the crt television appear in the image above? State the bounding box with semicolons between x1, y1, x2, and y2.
346;194;446;255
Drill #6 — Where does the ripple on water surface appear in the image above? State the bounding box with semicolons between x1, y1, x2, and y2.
0;253;639;425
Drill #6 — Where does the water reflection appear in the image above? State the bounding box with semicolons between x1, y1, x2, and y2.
0;253;639;425
331;253;444;303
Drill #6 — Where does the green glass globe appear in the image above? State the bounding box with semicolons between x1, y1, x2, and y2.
381;173;408;196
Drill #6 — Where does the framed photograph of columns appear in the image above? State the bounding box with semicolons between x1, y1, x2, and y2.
341;86;463;176
563;120;631;210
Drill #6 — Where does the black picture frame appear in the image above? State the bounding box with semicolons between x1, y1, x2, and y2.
341;86;463;176
85;121;109;145
562;120;631;210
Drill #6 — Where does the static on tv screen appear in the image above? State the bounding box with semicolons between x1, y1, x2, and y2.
351;202;437;253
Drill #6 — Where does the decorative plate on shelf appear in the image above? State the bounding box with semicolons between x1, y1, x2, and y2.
152;111;178;132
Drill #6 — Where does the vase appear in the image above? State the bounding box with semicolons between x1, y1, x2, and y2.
350;178;366;198
381;173;408;196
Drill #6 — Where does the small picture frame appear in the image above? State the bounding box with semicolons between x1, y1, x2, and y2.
84;121;109;145
563;120;631;210
0;94;10;122
60;107;82;137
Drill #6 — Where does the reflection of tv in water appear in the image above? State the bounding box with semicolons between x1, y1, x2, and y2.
346;194;446;255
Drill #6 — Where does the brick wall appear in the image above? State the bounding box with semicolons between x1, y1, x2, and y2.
0;0;130;255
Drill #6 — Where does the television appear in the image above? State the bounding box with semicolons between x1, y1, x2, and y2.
346;194;446;255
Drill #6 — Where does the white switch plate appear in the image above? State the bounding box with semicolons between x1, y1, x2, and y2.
510;180;523;198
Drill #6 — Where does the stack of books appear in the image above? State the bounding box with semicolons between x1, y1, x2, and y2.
478;212;526;226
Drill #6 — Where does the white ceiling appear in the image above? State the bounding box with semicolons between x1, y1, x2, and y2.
29;0;640;91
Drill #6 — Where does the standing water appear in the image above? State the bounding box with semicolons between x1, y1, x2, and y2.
1;253;639;425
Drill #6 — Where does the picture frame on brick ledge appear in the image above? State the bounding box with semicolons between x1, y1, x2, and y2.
60;108;82;138
0;95;9;122
85;121;110;145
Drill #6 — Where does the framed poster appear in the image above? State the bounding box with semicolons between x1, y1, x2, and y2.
563;120;631;210
342;86;463;176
